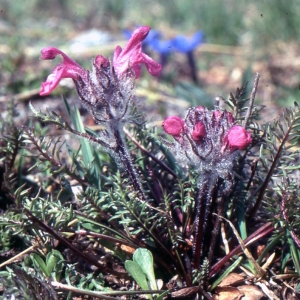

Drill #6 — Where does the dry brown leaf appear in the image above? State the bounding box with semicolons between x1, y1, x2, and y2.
120;244;136;255
214;286;244;300
170;286;202;298
218;273;245;287
256;245;265;258
237;285;266;300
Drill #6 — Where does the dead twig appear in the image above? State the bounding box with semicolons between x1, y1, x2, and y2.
243;73;260;128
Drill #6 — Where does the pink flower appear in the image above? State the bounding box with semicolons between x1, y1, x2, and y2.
162;116;185;137
196;106;205;112
39;27;162;96
192;121;206;141
224;126;252;150
213;110;222;120
39;47;88;96
113;26;162;78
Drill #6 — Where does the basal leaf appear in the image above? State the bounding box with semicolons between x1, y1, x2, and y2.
124;260;152;300
133;248;157;290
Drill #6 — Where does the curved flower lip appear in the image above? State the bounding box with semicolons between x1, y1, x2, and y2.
39;47;87;96
41;47;84;69
162;116;185;136
113;26;162;78
224;126;252;151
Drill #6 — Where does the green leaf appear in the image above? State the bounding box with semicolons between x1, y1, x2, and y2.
156;291;169;300
287;232;300;275
279;165;300;170
31;253;50;277
257;232;284;266
46;250;64;274
133;248;157;290
175;82;213;109
124;260;152;300
46;254;59;276
236;197;247;240
281;253;291;273
63;97;101;187
82;222;101;232
209;256;242;291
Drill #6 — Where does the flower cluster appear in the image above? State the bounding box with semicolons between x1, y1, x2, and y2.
39;26;162;202
40;26;162;127
163;107;252;180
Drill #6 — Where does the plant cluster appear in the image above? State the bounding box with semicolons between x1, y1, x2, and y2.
1;26;300;300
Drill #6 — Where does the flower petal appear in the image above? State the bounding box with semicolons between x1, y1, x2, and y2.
41;47;82;69
113;45;123;61
113;26;162;78
40;66;64;96
40;47;87;96
120;26;150;57
133;52;162;77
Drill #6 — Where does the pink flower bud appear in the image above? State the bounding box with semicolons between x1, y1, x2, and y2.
224;126;252;150
192;121;206;141
196;106;205;112
162;116;185;137
213;110;222;120
95;55;109;68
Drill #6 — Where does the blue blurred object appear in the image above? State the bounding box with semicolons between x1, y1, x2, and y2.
122;28;162;48
122;29;133;40
122;28;204;54
148;37;174;55
171;31;204;53
122;28;204;84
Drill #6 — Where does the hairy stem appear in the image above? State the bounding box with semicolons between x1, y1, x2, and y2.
207;195;226;266
193;179;209;269
113;128;148;202
193;174;219;269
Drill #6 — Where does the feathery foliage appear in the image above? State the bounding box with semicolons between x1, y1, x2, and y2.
1;74;300;299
